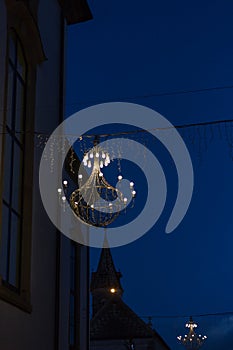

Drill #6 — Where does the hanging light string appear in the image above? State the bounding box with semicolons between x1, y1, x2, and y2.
1;83;233;112
66;83;233;107
140;310;233;320
0;117;232;138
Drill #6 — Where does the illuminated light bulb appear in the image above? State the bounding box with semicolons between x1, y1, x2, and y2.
96;152;99;158
130;181;134;187
109;203;112;207
88;160;91;168
100;160;104;168
57;188;62;194
102;152;106;159
83;160;87;166
91;204;94;209
84;154;88;161
104;160;108;167
63;180;68;186
110;288;116;293
78;174;83;179
75;201;78;205
99;172;103;177
62;196;66;202
123;197;127;203
90;152;93;159
132;190;136;196
118;175;123;181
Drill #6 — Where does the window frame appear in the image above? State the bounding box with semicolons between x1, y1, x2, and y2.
0;30;27;292
0;24;38;312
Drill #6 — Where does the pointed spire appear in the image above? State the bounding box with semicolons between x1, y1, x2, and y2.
90;232;124;316
90;247;123;293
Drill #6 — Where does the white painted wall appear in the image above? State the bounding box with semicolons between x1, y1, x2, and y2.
0;0;90;348
0;0;62;349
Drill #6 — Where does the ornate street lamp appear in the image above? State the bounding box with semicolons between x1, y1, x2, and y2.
177;317;207;349
58;144;137;227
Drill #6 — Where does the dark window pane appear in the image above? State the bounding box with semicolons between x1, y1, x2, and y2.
70;293;75;319
15;79;25;143
17;41;26;81
69;243;76;346
9;213;21;287
69;294;75;346
69;325;75;347
12;143;23;213
2;133;12;203
8;35;16;64
70;244;76;290
1;31;27;293
6;64;14;128
0;205;10;281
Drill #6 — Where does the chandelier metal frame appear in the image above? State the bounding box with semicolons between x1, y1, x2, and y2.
177;317;207;349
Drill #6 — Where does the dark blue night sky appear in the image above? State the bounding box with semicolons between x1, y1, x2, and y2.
65;1;233;348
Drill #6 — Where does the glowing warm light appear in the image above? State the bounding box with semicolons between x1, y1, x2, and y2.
110;288;116;293
60;144;137;227
177;317;207;349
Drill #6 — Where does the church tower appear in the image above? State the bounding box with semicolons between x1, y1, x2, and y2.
90;247;123;316
90;246;170;350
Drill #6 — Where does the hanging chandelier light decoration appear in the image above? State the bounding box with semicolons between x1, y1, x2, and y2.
177;317;207;349
57;142;137;227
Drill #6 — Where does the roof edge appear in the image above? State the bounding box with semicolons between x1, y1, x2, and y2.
58;0;93;25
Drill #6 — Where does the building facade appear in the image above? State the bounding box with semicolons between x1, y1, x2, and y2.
90;248;170;350
0;1;92;349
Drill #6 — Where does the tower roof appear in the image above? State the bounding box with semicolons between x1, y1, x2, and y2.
90;296;170;349
90;248;123;293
